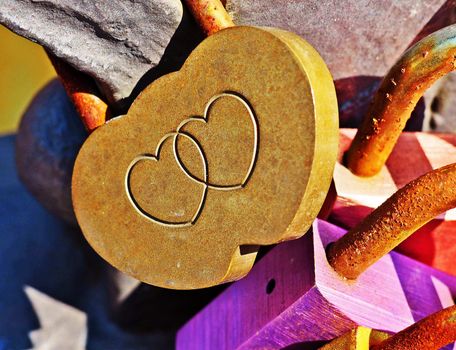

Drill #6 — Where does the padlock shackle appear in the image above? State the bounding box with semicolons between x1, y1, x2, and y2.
372;305;456;350
184;0;234;36
345;24;456;177
47;0;234;132
327;162;456;279
47;53;108;132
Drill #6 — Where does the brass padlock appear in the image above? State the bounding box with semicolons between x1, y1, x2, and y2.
72;0;339;289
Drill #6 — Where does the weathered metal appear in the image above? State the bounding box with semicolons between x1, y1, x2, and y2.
346;24;456;176
372;305;456;350
47;55;108;132
331;129;456;276
72;26;338;289
320;306;456;349
327;162;456;279
184;0;234;36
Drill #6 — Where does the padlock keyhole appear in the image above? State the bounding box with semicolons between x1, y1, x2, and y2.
266;279;276;294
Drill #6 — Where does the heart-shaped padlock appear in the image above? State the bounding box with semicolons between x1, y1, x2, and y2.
72;23;339;289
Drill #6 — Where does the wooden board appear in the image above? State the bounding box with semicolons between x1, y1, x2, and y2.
176;219;456;349
330;129;456;275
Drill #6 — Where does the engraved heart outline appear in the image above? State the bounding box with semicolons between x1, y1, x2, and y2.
124;92;258;227
173;92;259;191
125;132;208;228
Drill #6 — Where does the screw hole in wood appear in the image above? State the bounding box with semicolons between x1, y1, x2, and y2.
266;278;276;294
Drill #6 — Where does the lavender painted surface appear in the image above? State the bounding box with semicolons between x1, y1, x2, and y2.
177;233;318;350
314;221;414;331
391;252;456;320
177;220;456;349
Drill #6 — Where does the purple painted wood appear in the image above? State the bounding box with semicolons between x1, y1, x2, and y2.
176;219;456;350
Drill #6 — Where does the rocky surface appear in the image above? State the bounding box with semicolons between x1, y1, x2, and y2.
0;134;173;349
423;72;456;132
15;79;87;224
0;0;183;105
226;0;447;80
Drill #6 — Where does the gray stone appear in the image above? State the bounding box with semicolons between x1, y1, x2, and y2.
0;0;183;105
13;5;203;224
423;72;456;132
16;79;87;224
226;0;447;80
0;134;173;348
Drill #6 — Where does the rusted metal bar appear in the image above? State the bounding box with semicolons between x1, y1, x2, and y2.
372;305;456;350
327;162;456;279
47;0;231;131
184;0;234;36
345;24;456;177
47;54;108;132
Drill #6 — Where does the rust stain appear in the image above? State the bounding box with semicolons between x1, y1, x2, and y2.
372;305;456;350
346;26;456;176
47;54;108;132
327;163;456;279
184;0;234;36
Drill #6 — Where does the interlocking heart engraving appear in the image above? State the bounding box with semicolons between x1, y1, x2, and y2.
72;26;339;289
125;93;259;227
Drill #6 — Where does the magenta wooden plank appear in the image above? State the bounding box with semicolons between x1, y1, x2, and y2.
176;219;456;350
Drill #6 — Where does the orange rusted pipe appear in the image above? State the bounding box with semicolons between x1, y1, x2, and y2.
345;24;456;177
184;0;234;36
327;162;456;279
372;305;456;350
47;53;108;133
49;0;231;132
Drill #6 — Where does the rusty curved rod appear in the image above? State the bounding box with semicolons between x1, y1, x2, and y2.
372;305;456;350
48;0;231;132
184;0;234;36
327;162;456;280
345;24;456;177
47;53;108;133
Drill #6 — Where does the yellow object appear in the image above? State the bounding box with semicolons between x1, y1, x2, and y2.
319;327;389;349
0;25;55;134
